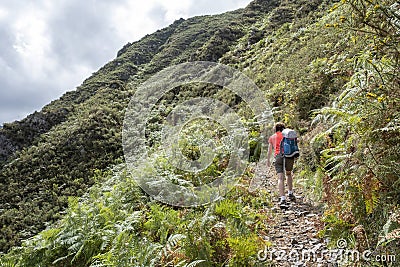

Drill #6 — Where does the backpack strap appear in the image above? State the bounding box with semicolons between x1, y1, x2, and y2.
279;136;284;156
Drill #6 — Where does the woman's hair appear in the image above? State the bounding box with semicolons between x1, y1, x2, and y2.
274;122;285;132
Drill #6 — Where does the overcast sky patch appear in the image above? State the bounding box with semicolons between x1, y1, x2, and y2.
0;0;251;125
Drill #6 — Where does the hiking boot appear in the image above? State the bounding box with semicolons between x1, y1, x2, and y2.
279;199;288;209
288;193;296;202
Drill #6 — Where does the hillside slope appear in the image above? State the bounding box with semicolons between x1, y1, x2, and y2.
1;0;399;265
0;0;325;252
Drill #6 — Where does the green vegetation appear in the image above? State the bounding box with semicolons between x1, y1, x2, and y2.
1;167;271;266
0;0;399;265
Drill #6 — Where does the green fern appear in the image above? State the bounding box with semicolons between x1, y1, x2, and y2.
185;259;207;267
0;257;16;267
161;233;186;258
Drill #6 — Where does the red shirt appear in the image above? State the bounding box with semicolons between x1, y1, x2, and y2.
269;131;283;156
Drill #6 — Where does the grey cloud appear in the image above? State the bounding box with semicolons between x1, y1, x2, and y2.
0;75;66;123
47;0;120;69
0;28;18;67
0;4;29;73
0;0;124;124
0;0;252;124
147;4;169;26
188;0;250;15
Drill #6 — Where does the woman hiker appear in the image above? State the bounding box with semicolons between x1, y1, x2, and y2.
266;122;296;209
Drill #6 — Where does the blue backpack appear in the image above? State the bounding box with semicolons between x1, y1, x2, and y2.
280;129;300;158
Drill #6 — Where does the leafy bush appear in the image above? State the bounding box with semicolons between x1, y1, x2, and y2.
310;0;400;258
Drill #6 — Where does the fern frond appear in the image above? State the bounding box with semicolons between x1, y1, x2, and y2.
374;125;400;133
337;86;362;102
185;259;207;267
89;259;107;267
200;207;216;227
139;242;163;267
166;234;186;250
0;257;16;267
52;253;74;265
100;229;116;251
161;233;186;261
175;259;189;267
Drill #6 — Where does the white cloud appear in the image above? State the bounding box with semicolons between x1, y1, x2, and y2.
111;2;162;43
0;7;7;20
158;0;192;21
12;9;54;82
0;0;252;124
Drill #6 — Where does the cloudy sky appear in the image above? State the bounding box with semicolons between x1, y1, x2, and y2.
0;0;252;125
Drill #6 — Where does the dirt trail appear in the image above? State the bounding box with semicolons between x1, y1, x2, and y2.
250;161;335;267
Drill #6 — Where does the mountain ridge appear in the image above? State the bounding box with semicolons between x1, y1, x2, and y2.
1;0;399;265
2;0;319;251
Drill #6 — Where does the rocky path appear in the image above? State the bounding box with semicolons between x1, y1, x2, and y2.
250;162;334;267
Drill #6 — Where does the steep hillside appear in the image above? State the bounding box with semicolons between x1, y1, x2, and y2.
1;0;399;266
0;0;309;252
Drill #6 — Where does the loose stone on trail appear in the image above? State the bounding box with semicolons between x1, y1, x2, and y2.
250;162;332;266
